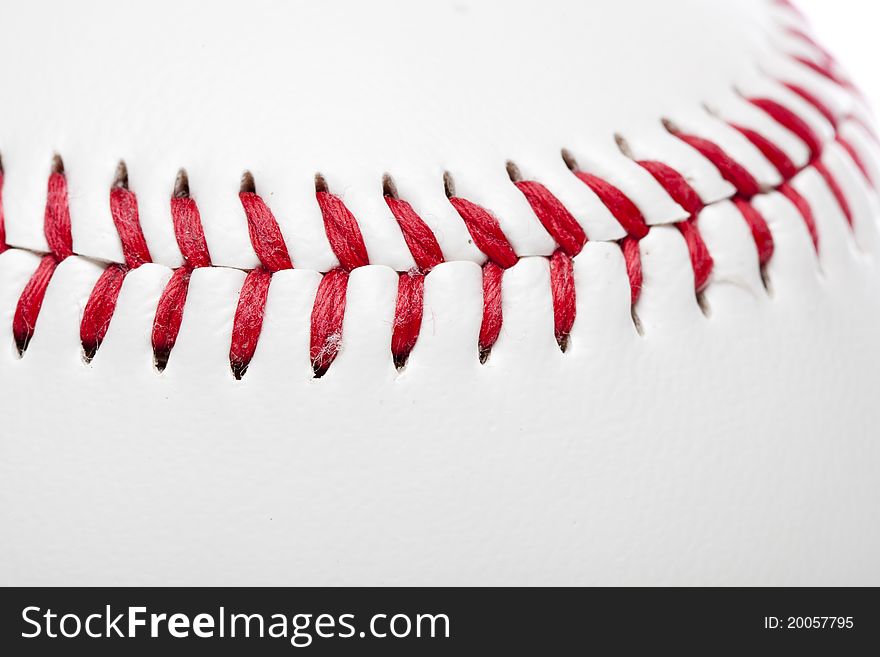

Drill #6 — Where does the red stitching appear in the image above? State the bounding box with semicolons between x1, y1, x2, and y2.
513;180;587;258
573;171;649;240
80;264;126;360
392;270;425;368
110;186;152;269
670;131;762;198
310;267;348;377
479;262;504;361
239;191;293;272
549;249;575;349
448;196;518;269
229;267;272;379
637;160;713;293
385;196;444;272
13;255;59;354
152;267;192;371
1;32;869;377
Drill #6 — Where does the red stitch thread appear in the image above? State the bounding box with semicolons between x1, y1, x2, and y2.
13;165;74;354
239;192;293;272
621;237;642;305
152;267;192;371
310;268;348;377
782;82;837;126
110;186;152;268
44;171;73;259
749;98;823;159
732;197;774;267
731;124;799;181
513;180;587;257
151;190;213;371
479;261;504;361
637;160;713;292
779;183;819;251
672;132;762;198
836;136;874;185
448;196;518;269
730;120;819;250
171;196;212;268
549;249;575;349
573;171;649;240
385;196;444;272
391;270;425;368
793;56;852;91
813;160;853;225
229;267;272;379
81;264;127;360
316;191;370;271
12;255;59;354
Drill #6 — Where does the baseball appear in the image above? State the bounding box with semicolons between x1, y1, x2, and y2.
1;0;878;585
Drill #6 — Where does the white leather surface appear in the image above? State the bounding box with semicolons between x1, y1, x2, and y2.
1;0;879;585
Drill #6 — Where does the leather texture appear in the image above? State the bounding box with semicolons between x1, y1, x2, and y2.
0;0;879;585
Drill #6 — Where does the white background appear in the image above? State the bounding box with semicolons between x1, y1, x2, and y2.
796;0;880;110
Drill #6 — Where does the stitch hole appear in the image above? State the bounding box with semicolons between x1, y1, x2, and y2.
113;161;129;189
314;173;329;194
696;290;711;318
442;171;456;198
614;134;635;159
240;170;256;194
760;265;773;295
382;173;399;199
631;307;645;337
50;154;65;175
560;148;579;172
661;118;682;135
173;169;190;199
505;160;523;183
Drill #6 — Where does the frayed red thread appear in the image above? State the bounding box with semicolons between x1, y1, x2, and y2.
448;196;518;269
732;197;775;266
638;160;713;292
573;171;649;240
310;268;348;377
385;196;444;272
110;186;152;268
672;132;762;198
513;180;587;257
81;264;127;360
229;267;272;379
152;268;192;371
316;191;370;271
12;255;59;354
392;271;425;368
44;172;73;259
239;191;293;272
621;237;642;305
479;262;504;361
13;168;75;354
549;250;575;349
171;196;212;268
